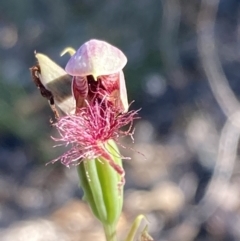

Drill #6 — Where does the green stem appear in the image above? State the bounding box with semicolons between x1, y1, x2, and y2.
124;215;146;241
103;223;118;241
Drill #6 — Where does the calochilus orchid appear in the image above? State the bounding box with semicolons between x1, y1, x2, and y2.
48;39;137;178
31;39;142;241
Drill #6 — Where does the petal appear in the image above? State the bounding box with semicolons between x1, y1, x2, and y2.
35;53;76;115
119;70;129;113
35;53;66;80
72;76;88;109
99;71;128;113
65;39;127;78
100;72;119;93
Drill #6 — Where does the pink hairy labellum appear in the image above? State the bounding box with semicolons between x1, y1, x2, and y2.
51;99;139;176
65;39;129;113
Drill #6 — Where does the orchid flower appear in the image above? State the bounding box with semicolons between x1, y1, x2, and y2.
31;39;141;241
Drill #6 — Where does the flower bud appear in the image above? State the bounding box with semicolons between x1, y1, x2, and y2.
77;139;123;226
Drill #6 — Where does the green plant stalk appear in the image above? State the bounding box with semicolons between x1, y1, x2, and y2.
77;139;123;240
103;223;118;241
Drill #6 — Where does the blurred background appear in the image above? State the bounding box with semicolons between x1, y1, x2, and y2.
1;0;240;240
